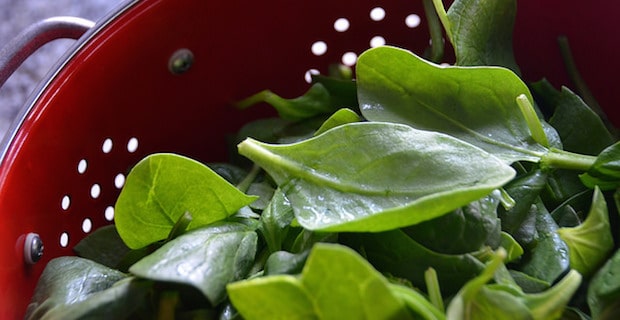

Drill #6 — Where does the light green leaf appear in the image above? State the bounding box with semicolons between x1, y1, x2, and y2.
129;222;257;305
115;153;257;249
238;122;515;232
314;108;361;136
558;186;614;277
357;46;547;164
446;249;582;320
227;243;414;320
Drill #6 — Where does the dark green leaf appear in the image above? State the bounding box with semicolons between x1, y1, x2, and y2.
446;0;520;73
498;169;548;242
345;229;485;294
403;195;502;254
264;250;310;276
258;188;295;254
548;87;615;155
588;248;620;320
27;277;152;320
26;256;130;319
235;83;340;121
129;222;257;306
517;200;570;285
73;225;131;269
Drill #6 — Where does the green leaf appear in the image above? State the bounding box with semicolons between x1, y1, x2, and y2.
403;195;502;254
345;229;485;294
73;225;131;269
558;186;614;277
314;108;361;136
235;83;340;121
238;122;515;232
25;256;130;319
446;0;520;73
115;153;257;249
518;200;570;285
227;243;414;320
356;46;547;164
580;141;620;190
498;169;548;243
27;277;152;320
446;249;581;320
129;222;257;306
548;87;615;155
499;232;524;263
588;249;620;320
258;188;295;254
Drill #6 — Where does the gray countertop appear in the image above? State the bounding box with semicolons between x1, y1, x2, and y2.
0;0;122;138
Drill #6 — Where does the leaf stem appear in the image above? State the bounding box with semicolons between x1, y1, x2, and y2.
424;268;445;312
431;0;452;43
389;284;446;320
539;148;597;172
236;164;262;193
422;0;445;63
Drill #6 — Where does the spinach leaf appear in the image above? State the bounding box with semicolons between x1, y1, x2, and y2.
558;186;614;277
548;87;615;155
27;277;152;320
403;195;502;254
517;200;570;285
258;188;295;254
446;249;582;320
313;108;360;136
588;249;620;320
264;250;310;276
227;243;414;320
238;122;515;232
498;169;548;244
580;141;620;190
129;222;257;306
444;0;520;74
235;83;340;121
356;46;547;164
73;225;131;269
114;153;257;249
25;256;131;319
345;229;485;294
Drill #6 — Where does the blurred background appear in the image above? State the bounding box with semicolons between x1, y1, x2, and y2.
0;0;123;137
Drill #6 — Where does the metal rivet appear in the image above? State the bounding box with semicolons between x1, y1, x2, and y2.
168;48;194;75
24;233;44;264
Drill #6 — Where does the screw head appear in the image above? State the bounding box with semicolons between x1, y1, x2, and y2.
168;48;194;75
24;233;44;264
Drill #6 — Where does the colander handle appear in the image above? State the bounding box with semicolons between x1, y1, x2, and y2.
0;16;95;88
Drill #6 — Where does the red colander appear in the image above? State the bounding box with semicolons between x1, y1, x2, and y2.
0;0;617;318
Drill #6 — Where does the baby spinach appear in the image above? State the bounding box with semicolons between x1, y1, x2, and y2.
356;46;546;164
227;243;415;320
588;248;620;319
129;222;257;306
435;0;520;73
558;186;614;277
446;249;582;320
238;122;515;232
114;153;257;249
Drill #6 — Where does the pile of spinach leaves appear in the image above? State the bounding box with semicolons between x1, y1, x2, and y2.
26;0;620;319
